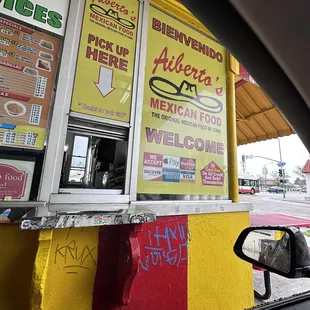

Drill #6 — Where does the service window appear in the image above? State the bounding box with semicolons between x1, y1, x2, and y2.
56;0;139;199
137;6;229;201
60;131;128;192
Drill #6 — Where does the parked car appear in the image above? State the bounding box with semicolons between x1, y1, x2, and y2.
301;187;307;193
267;186;284;193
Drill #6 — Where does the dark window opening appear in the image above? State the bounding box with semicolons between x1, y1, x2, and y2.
60;132;127;192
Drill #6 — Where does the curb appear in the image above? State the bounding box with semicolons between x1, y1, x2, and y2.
282;199;310;205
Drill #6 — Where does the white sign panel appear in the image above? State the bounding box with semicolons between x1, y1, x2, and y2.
0;0;70;36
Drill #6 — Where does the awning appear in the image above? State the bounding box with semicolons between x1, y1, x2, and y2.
235;80;294;146
231;60;295;145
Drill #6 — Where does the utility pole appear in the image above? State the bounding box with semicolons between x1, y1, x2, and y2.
278;138;286;199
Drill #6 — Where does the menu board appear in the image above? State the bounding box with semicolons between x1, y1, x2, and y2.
0;17;60;150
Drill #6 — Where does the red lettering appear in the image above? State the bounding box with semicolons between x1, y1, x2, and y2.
119;58;128;72
175;134;184;148
160;100;166;111
184;136;194;149
145;128;225;155
152;47;213;87
98;51;108;63
163;131;174;146
195;138;204;151
146;128;163;144
183;64;192;76
109;55;119;69
150;19;223;63
217;143;224;155
177;105;183;116
205;141;216;153
166;25;174;38
210;48;216;59
152;18;161;31
88;33;95;44
86;46;98;60
191;39;198;51
152;47;168;74
105;41;113;52
150;97;160;109
166;102;173;113
217;53;223;63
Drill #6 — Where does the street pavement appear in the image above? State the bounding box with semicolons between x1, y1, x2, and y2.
239;192;310;306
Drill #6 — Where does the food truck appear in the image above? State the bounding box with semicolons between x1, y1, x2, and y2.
0;1;295;309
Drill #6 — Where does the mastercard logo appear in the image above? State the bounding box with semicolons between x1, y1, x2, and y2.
181;158;196;170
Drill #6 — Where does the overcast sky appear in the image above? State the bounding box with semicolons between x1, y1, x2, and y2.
237;134;309;181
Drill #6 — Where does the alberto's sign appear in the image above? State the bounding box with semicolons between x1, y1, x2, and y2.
71;0;139;123
137;7;228;197
0;0;70;36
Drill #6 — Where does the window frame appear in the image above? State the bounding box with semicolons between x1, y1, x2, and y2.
38;0;145;208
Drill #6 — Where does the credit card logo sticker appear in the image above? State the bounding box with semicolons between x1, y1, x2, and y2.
163;155;180;169
162;168;180;183
143;167;162;181
180;157;196;171
143;152;163;168
180;171;196;182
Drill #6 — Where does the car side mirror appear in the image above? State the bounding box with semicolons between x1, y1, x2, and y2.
234;226;310;278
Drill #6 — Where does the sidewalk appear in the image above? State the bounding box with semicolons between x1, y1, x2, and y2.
282;197;310;204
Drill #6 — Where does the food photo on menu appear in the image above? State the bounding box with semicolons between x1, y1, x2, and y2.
39;51;53;61
4;101;26;117
39;39;54;51
23;67;38;76
36;59;51;72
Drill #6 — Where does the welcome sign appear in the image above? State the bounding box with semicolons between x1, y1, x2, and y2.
137;6;228;197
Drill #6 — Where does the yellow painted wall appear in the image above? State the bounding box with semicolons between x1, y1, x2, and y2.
188;212;254;310
0;224;38;310
40;228;99;310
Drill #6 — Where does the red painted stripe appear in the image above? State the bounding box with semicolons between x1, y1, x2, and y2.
239;189;250;193
0;91;30;101
93;216;188;310
0;60;24;71
0;18;34;34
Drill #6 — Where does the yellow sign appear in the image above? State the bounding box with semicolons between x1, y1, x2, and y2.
71;0;139;123
137;7;228;196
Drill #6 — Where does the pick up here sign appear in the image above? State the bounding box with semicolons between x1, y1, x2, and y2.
0;0;70;36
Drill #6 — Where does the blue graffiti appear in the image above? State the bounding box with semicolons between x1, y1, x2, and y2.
138;223;190;275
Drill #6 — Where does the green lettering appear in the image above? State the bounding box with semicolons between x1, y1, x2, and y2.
34;5;47;23
3;0;14;10
15;0;33;17
47;11;62;29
